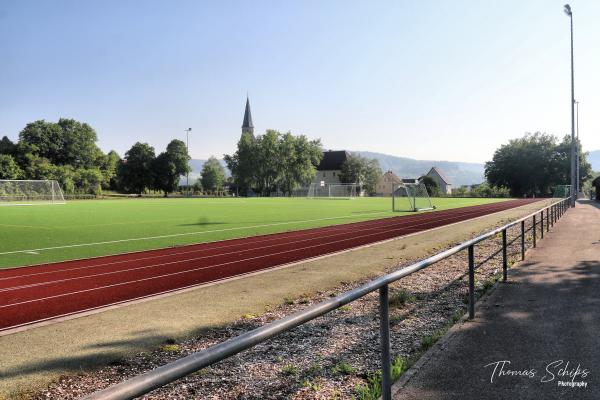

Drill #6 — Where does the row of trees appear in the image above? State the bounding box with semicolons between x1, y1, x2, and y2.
0;119;196;196
117;140;191;196
485;132;592;197
225;130;323;196
225;130;384;196
0;119;120;194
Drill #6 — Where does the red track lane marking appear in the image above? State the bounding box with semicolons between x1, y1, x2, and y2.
0;200;524;281
0;201;528;292
0;199;540;330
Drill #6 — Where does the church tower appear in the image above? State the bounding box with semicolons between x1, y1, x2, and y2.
241;96;254;138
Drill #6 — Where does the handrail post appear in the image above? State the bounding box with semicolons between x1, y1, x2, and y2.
546;207;550;232
533;215;537;247
502;229;507;282
468;245;475;319
379;285;392;400
541;211;544;238
520;220;525;260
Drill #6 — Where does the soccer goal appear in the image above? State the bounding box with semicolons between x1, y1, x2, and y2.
392;182;434;212
0;180;66;206
552;185;571;198
307;183;360;199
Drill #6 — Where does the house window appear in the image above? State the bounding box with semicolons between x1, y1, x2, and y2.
333;172;336;177
323;172;326;177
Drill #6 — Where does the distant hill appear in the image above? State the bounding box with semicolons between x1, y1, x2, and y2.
354;151;485;186
588;150;600;171
186;153;485;186
181;159;229;185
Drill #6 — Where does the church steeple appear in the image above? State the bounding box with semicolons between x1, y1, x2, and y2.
241;96;254;138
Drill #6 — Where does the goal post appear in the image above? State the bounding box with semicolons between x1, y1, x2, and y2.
0;180;66;205
392;182;434;212
307;183;360;199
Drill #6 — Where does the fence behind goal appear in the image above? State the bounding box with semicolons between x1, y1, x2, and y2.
307;183;360;198
0;180;66;205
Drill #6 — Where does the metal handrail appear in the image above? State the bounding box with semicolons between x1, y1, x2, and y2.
83;198;570;400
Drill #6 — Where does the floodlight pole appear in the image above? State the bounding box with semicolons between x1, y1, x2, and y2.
575;100;580;193
185;128;192;196
565;4;576;207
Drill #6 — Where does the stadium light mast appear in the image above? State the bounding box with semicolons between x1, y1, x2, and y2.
185;128;192;196
575;100;580;193
564;4;576;207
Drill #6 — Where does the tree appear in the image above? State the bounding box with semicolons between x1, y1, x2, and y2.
18;119;103;168
340;155;382;195
485;132;592;197
99;150;121;190
420;176;440;197
73;168;104;195
201;157;226;193
224;132;257;196
152;139;191;196
254;130;280;195
0;154;22;179
277;133;322;195
225;130;323;196
152;152;178;196
117;142;156;195
0;136;16;155
165;139;190;178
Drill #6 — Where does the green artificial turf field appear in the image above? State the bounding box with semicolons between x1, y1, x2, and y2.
0;197;509;269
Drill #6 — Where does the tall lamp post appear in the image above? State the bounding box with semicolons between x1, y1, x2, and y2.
575;100;579;193
185;128;192;196
564;4;576;207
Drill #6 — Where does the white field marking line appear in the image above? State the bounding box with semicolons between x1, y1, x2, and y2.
0;201;526;301
0;211;390;256
0;200;517;282
0;200;542;333
0;223;54;230
0;203;65;207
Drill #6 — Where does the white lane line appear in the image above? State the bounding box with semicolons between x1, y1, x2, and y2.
0;201;524;301
0;211;390;256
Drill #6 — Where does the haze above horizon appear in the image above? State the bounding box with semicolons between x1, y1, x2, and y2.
1;0;599;163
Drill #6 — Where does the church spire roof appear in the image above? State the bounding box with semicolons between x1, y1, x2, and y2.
242;96;254;130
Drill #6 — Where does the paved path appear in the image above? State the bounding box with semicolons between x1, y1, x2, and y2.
393;200;600;400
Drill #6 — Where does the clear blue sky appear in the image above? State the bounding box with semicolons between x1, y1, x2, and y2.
1;0;598;163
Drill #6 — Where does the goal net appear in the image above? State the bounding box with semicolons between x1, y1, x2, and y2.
552;185;571;198
392;182;434;212
0;180;66;205
307;183;360;199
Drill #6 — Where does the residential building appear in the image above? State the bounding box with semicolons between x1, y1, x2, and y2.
312;150;350;185
376;170;402;196
425;167;452;195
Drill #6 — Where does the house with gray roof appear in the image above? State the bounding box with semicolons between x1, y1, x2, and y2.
425;167;452;194
312;150;350;185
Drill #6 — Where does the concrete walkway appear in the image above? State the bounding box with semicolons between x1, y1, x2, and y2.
393;200;600;400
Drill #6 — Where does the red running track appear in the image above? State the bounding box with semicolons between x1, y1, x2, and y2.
0;199;540;331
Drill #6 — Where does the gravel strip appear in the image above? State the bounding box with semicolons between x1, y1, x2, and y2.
34;218;540;400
